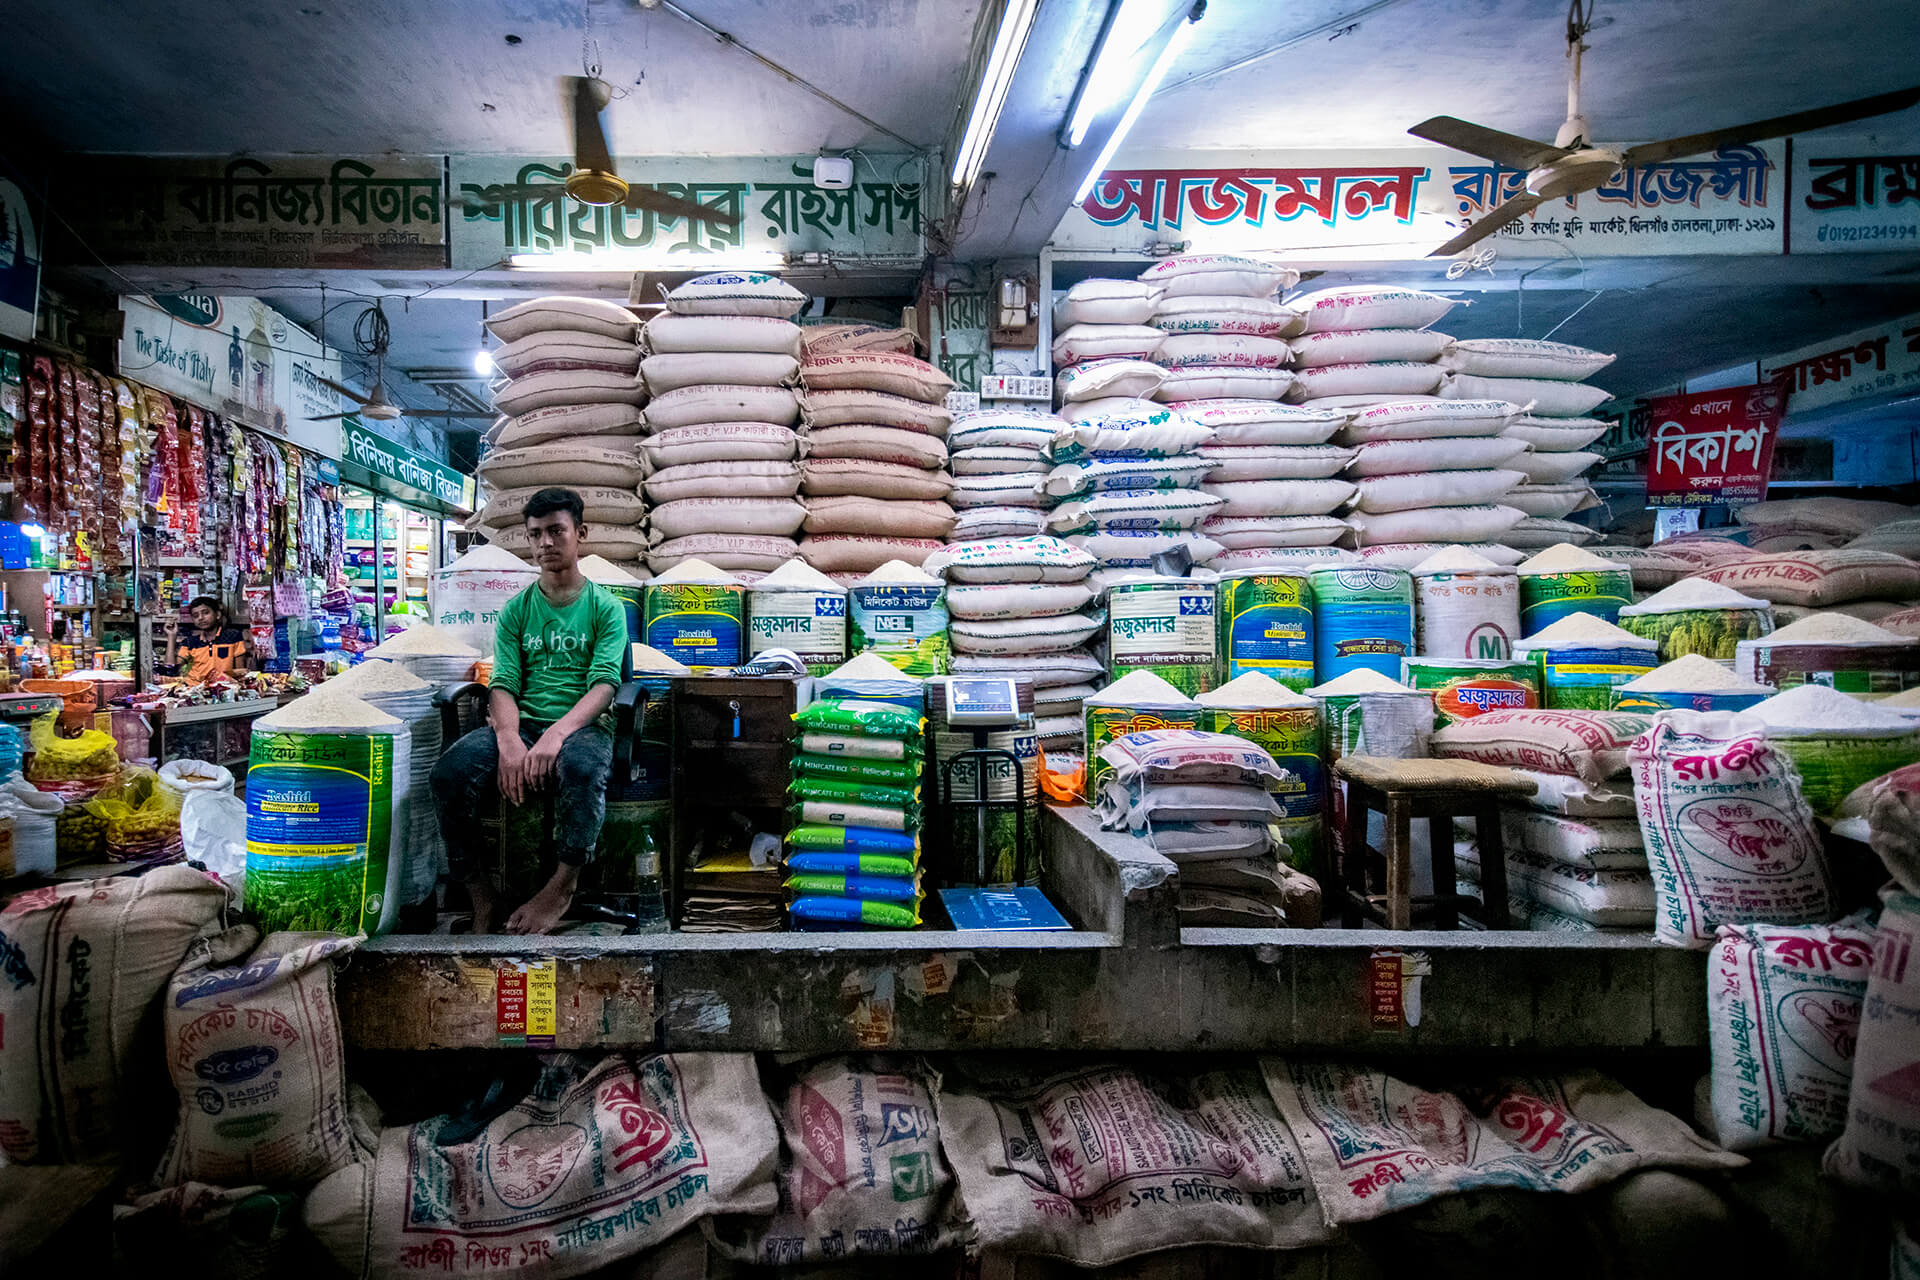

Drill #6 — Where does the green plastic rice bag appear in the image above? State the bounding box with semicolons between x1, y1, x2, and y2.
785;851;919;877
786;824;920;855
799;732;923;761
785;872;922;902
792;752;924;785
789;800;918;832
789;895;921;928
789;776;921;808
792;699;927;738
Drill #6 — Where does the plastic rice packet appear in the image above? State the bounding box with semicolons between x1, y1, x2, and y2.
1096;729;1284;788
785;823;921;854
792;699;928;738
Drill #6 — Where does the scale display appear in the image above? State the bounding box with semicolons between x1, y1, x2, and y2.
941;677;1022;727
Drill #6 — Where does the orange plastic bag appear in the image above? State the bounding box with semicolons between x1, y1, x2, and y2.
1038;746;1084;806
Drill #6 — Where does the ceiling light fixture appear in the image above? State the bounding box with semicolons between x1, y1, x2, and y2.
1062;0;1164;147
472;350;496;376
1074;2;1203;204
507;248;786;272
950;0;1042;194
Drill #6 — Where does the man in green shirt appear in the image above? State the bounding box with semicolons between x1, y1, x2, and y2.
430;487;628;934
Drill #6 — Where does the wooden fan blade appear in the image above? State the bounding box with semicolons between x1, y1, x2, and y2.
1620;85;1920;168
1429;191;1545;257
304;412;357;422
568;75;617;175
405;410;501;420
622;184;744;230
1409;116;1570;170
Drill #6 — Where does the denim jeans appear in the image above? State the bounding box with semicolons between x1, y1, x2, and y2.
430;722;613;881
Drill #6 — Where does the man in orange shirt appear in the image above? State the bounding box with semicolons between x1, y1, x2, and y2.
162;596;251;682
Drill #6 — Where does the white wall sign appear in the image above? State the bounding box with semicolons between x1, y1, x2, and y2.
1759;311;1920;414
1790;138;1920;254
0;175;42;342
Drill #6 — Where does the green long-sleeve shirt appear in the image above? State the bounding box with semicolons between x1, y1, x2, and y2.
489;580;626;724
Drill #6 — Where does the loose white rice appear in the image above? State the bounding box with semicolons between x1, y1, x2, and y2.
1094;669;1195;703
444;544;536;572
325;659;431;695
1519;612;1657;649
755;559;844;591
1515;543;1626;576
1410;546;1503;576
1195;671;1315;708
1749;683;1916;731
827;651;919;683
579;554;645;586
1759;612;1913;646
369;622;481;659
630;643;692;674
1617;577;1770;615
256;687;404;731
650;557;743;586
1617;654;1770;693
859;559;942;586
1306;668;1411;696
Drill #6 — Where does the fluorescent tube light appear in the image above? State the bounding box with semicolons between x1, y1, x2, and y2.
1063;0;1163;147
1074;5;1200;204
951;0;1042;193
508;249;787;272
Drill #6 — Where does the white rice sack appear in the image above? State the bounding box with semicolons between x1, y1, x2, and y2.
804;495;955;540
484;295;639;343
950;507;1047;542
925;537;1096;584
1151;295;1304;338
649;533;799;574
1505;482;1599;519
1043;456;1214;497
492;331;641;378
1516;770;1636;817
1443;373;1612;418
1202;515;1348;549
950;446;1049;477
1054;277;1161;327
798;535;944;575
1070;529;1226;567
491;402;645;450
1707;914;1874;1150
1287;361;1446;402
1047;404;1212;463
641;351;797;394
1457;844;1655;927
644;383;801;430
1345;503;1526;546
1355;541;1520;570
1051;323;1165;367
952;649;1106;686
950;612;1103;655
1503;517;1600;549
1205;478;1354;519
1629;710;1834;948
1504;415;1611;452
1516;451;1602;484
644;460;801;504
1155;333;1292;370
480;484;644;527
1442;338;1616;381
803;424;947;470
1290;329;1450;367
1139;253;1299;299
1335;398;1521;442
664;269;807;317
642;312;802;356
801;459;952;502
640;422;798;468
649;496;806;540
1207;546;1356;572
804;389;952;436
947;473;1046;509
1347;469;1524;515
477;440;646;490
1825;888;1920;1198
1055;358;1167;403
947;410;1063;451
1197;443;1354;481
1344;435;1528;476
1048;489;1224;534
491;368;646;417
1500;809;1646;870
1170;399;1347;444
946;582;1095;620
1153;366;1295;402
799;352;953;403
1058;395;1162;424
1291;285;1457;332
491;524;649;564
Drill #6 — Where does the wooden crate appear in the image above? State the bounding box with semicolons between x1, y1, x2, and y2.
668;676;804;922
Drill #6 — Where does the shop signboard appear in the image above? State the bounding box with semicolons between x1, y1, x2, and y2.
1053;144;1786;258
1758;311;1920;414
1642;381;1786;508
1790;138;1920;254
118;293;347;457
448;154;926;270
64;155;447;270
342;421;473;513
0;169;42;342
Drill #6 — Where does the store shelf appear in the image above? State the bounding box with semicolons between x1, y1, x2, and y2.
155;556;206;568
146;699;276;725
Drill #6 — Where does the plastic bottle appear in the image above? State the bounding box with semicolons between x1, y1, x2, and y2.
630;817;669;934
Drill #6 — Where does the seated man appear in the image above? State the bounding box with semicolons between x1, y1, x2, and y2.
430;487;628;934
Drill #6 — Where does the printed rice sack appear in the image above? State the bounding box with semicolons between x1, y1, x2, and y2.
1151;295;1304;338
1431;709;1650;784
1441;337;1616;380
1707;914;1874;1151
932;1061;1328;1266
155;928;362;1188
1335;398;1519;443
304;1053;778;1280
707;1056;962;1266
1630;711;1834;948
663;270;807;317
0;864;229;1164
1696;550;1920;608
485;296;640;344
1261;1061;1742;1227
1457;843;1654;926
1138;253;1299;299
1288;285;1457;333
1824;888;1920;1197
1054;357;1165;403
1053;277;1160;327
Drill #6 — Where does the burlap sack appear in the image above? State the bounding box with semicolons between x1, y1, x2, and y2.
304;1052;777;1280
705;1055;964;1265
933;1060;1329;1266
1825;889;1920;1197
0;864;228;1163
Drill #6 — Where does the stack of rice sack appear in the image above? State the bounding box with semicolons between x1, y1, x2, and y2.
924;537;1100;753
945;408;1058;549
799;344;956;577
1691;548;1920;631
1432;708;1657;933
1737;496;1916;552
477;296;648;570
639;272;809;575
786;696;927;930
1734;611;1920;700
1441;337;1616;533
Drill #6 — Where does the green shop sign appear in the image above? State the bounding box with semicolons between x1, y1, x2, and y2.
342;422;473;512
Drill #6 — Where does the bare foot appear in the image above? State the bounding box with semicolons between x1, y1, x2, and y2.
505;881;573;935
467;879;497;935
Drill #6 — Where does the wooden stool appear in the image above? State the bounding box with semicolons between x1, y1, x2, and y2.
1332;755;1537;930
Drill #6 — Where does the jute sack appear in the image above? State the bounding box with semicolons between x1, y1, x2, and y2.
649;533;800;575
640;423;798;469
799;352;954;403
803;495;956;540
705;1056;964;1266
643;384;801;430
800;321;916;356
798;535;944;575
933;1061;1329;1265
645;460;801;504
641;351;798;394
493;404;645;451
155;928;363;1188
478;441;646;491
804;425;947;470
1824;888;1920;1197
491;369;647;418
800;458;953;502
485;296;640;344
481;485;644;527
649;497;805;541
1695;550;1920;607
304;1053;778;1280
642;313;803;356
492;332;641;378
0;864;229;1163
1263;1060;1743;1227
803;390;952;436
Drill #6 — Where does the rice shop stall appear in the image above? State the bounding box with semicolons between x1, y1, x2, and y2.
336;422;474;654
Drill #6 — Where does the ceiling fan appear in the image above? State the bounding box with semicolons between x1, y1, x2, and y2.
306;304;496;423
452;75;744;231
1409;0;1920;257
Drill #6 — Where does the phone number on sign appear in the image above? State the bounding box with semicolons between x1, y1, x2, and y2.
1816;223;1919;243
